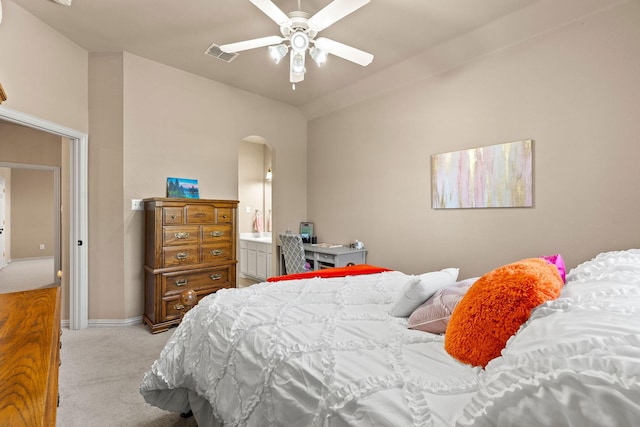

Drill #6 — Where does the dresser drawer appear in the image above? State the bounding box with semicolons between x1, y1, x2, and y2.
163;207;184;225
162;295;200;322
202;224;232;243
317;252;336;264
163;246;199;267
162;266;232;295
201;243;233;263
162;285;229;322
216;208;233;223
163;226;199;246
186;205;215;223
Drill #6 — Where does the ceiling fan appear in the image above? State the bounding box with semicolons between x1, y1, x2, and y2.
218;0;374;89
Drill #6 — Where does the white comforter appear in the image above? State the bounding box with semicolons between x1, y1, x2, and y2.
457;249;640;426
141;249;640;426
140;271;481;426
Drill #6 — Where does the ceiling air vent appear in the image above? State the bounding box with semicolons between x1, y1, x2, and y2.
205;43;238;63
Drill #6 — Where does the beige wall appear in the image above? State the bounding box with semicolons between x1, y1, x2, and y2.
0;123;63;262
0;0;85;321
2;2;306;322
0;0;88;132
91;52;306;320
5;0;638;324
308;1;640;278
87;53;125;320
10;168;55;259
0;122;63;166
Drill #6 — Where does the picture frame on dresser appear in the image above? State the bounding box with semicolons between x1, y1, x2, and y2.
166;177;200;199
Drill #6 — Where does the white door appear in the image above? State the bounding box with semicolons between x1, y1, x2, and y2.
0;176;6;270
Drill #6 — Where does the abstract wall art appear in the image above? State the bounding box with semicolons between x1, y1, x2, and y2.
431;139;533;209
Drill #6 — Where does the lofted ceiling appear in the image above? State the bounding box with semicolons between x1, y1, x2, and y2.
9;1;541;110
8;0;621;119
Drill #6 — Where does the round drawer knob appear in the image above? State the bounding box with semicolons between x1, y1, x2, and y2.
180;289;197;307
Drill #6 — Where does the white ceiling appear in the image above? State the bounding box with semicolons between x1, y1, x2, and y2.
8;0;619;118
10;1;540;103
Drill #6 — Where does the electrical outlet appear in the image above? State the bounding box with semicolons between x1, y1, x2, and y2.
40;244;45;250
131;199;144;211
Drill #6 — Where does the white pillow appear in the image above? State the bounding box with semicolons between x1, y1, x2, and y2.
389;268;459;317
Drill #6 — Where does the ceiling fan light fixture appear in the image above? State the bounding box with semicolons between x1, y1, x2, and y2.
290;31;309;52
309;47;327;67
291;52;306;74
268;44;288;64
218;0;374;87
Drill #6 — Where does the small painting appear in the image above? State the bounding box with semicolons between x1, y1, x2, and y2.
431;140;533;209
167;177;199;199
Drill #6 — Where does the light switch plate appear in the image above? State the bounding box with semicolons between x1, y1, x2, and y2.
131;199;144;211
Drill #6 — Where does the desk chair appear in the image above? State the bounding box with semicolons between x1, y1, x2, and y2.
279;233;310;274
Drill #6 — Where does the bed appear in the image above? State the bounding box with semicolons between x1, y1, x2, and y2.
140;249;640;426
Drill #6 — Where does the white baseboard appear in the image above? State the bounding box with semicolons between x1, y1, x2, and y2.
61;316;143;328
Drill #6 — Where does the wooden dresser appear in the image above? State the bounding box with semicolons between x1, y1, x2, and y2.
143;198;238;333
0;286;61;426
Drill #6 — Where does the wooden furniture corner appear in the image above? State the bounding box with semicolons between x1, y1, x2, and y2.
0;83;7;104
0;286;62;426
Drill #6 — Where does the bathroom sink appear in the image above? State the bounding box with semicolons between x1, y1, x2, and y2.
240;233;272;244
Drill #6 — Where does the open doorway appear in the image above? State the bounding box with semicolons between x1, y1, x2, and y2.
0;163;61;293
237;136;273;286
0;106;88;329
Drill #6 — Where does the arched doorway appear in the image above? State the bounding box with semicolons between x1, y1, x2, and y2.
237;136;273;285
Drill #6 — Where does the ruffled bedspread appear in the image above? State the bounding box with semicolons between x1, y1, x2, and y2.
141;249;640;426
140;271;481;427
457;249;640;426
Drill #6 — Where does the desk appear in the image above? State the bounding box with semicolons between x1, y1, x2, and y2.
278;244;367;275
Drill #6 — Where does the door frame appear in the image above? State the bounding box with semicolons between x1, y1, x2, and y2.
0;106;88;329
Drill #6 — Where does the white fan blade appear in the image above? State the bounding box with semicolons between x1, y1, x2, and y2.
249;0;292;27
308;0;370;32
314;37;373;66
220;36;284;53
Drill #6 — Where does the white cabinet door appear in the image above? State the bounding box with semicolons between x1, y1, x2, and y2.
247;241;258;277
240;240;273;281
239;241;248;275
256;250;267;279
266;250;272;279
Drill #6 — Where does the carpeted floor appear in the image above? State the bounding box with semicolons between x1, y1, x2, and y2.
0;257;55;293
57;323;198;427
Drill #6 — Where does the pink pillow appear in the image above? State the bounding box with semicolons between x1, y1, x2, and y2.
407;278;478;334
541;254;566;282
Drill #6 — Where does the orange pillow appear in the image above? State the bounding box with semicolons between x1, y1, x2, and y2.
444;258;564;367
